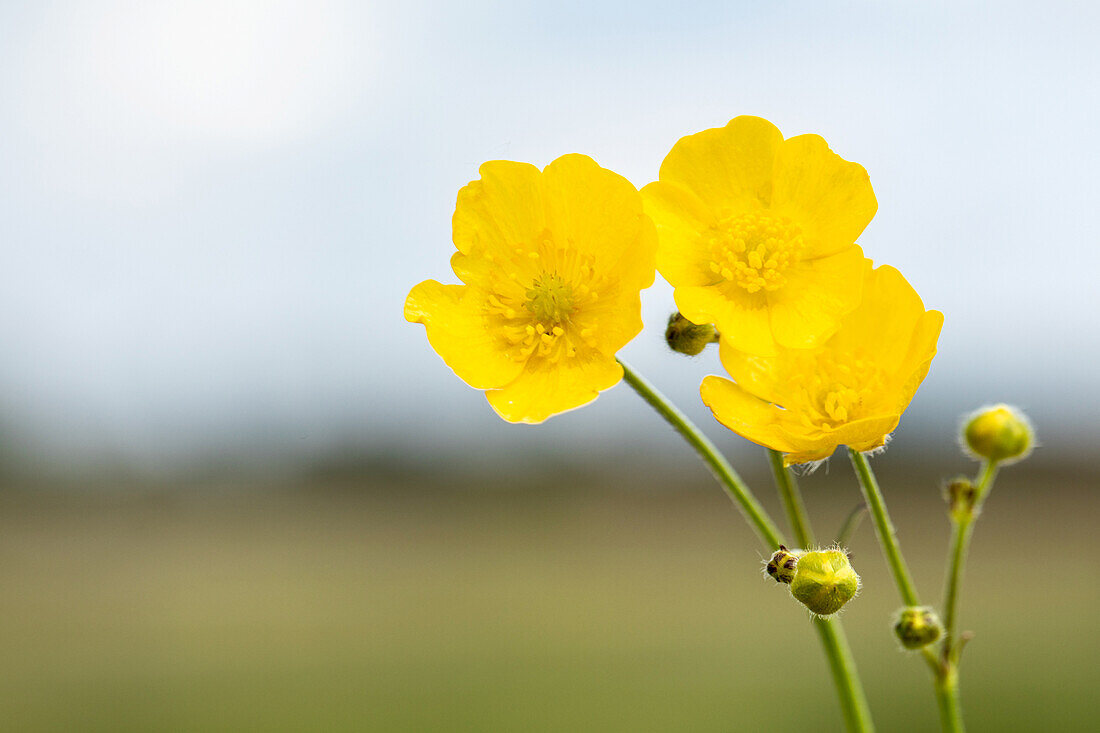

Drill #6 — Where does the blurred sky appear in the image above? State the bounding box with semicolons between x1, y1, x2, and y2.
0;1;1097;475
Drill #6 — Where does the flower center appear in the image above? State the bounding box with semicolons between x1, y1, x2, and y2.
484;264;599;363
706;212;804;293
524;273;576;324
794;354;886;431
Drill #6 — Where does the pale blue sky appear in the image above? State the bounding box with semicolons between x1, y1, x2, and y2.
0;1;1096;472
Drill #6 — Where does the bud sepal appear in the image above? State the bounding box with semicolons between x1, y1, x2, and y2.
765;545;803;584
944;477;978;522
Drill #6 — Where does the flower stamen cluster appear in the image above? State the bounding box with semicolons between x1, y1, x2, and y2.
707;212;804;293
481;248;605;362
524;272;576;324
793;354;887;431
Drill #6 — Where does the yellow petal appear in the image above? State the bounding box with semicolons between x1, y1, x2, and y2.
658;116;783;215
775;414;901;465
804;414;902;459
542;154;657;291
715;339;786;405
894;309;944;411
700;376;800;453
447;250;516;295
707;365;932;464
452;160;546;268
843;415;904;454
405;280;525;389
571;290;645;356
766;246;866;349
829;263;925;372
676;284;776;356
486;352;623;424
781;447;834;466
771;134;877;259
642;180;718;287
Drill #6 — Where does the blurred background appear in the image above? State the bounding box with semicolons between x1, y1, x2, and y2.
0;1;1097;730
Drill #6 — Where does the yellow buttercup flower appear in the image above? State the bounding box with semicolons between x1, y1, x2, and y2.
642;116;877;355
405;154;657;423
700;262;943;465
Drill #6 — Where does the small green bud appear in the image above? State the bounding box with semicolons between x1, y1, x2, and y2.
765;545;802;584
665;312;719;356
944;477;978;521
789;548;860;616
962;404;1034;464
893;606;944;650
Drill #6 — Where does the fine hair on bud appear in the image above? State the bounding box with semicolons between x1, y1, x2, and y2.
960;403;1035;464
893;606;944;650
665;312;719;356
788;546;860;617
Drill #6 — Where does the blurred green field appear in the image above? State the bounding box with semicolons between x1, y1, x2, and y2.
0;465;1096;732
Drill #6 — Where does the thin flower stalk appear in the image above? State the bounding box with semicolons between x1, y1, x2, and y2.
620;361;873;733
848;449;961;732
927;459;1000;733
847;450;921;607
941;460;999;653
767;449;814;547
768;449;874;733
618;360;781;547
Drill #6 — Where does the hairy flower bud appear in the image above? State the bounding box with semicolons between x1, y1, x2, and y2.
893;606;944;650
665;312;719;356
962;404;1034;464
765;545;802;584
788;548;860;616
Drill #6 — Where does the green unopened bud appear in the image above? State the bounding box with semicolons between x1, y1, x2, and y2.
962;404;1034;464
665;312;719;356
765;545;802;584
789;548;860;616
893;606;944;650
944;477;978;521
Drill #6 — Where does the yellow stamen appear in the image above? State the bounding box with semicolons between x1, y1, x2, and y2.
705;212;804;293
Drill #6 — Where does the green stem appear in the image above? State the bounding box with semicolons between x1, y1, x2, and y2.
618;360;782;547
768;450;874;733
934;671;965;733
940;521;973;655
848;449;969;732
835;504;869;548
811;617;875;733
847;449;921;607
941;461;998;650
619;362;873;732
930;460;998;733
767;449;815;547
